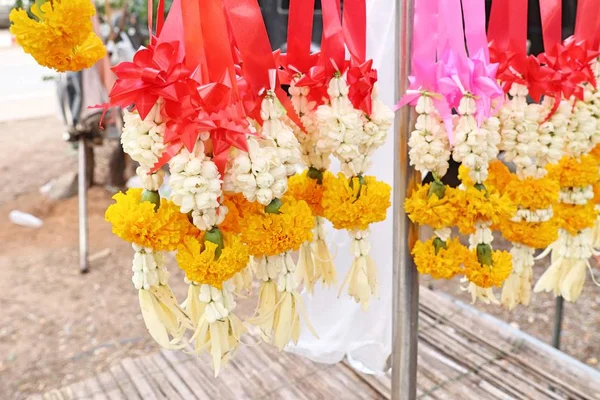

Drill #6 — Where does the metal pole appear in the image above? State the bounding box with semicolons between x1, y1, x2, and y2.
78;136;90;274
552;296;564;349
392;0;418;399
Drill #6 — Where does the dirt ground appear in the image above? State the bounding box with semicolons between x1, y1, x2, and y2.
1;117;600;398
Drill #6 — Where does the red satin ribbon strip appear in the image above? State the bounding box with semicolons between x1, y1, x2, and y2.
223;0;276;91
200;0;237;90
156;0;165;37
320;0;345;74
342;0;366;64
575;0;600;47
509;0;528;55
488;0;509;51
287;0;315;73
539;0;562;51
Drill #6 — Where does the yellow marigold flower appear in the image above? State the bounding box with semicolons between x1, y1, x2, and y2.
240;196;314;257
404;184;462;229
455;186;516;234
287;170;333;217
503;176;560;210
412;237;470;279
547;155;599;188
486;160;514;192
499;219;559;249
464;249;512;288
176;233;249;289
553;202;597;235
105;189;195;251
10;0;105;72
322;173;391;231
458;165;474;187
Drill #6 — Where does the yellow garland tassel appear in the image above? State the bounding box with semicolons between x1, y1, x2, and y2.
176;229;249;375
243;197;317;350
323;173;391;309
534;156;600;302
454;181;514;304
288;170;337;291
105;189;196;349
338;229;378;311
497;174;560;310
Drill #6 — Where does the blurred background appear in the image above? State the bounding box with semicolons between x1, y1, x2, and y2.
1;0;599;398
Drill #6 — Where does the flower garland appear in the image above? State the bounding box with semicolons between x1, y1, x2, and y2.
452;93;513;304
10;0;105;72
106;105;197;349
404;94;472;290
288;78;338;292
317;75;393;309
494;84;562;310
224;90;317;351
534;91;600;302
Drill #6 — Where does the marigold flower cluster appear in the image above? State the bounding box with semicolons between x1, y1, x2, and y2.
463;250;513;289
553;203;598;235
412;237;471;279
322;173;391;231
176;233;249;289
454;186;516;235
498;219;559;249
10;0;105;72
547;155;599;188
105;189;196;252
287;170;333;217
240;196;314;257
404;183;463;229
503;177;560;210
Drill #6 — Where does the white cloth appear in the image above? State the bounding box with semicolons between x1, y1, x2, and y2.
287;0;396;374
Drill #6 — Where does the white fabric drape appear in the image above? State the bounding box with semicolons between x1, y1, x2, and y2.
287;0;396;374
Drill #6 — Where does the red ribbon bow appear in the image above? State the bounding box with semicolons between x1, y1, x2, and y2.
107;41;189;120
347;59;377;115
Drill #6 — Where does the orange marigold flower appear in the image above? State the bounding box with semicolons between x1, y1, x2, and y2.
486;160;514;192
287;170;332;216
240;196;314;257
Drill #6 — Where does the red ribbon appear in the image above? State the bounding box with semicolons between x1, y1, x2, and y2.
223;0;304;130
342;0;366;65
488;0;528;93
575;0;600;50
103;41;188;120
539;0;562;51
320;0;346;75
341;0;375;115
287;0;315;74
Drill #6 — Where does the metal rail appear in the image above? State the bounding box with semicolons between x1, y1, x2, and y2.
78;136;90;274
391;0;418;398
